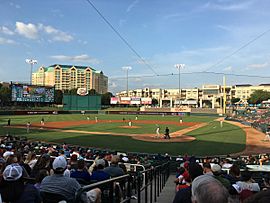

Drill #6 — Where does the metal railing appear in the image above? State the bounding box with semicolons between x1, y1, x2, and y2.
75;162;170;203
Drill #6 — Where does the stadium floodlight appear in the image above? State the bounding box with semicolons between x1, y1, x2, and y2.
26;59;38;85
174;64;185;101
122;66;132;96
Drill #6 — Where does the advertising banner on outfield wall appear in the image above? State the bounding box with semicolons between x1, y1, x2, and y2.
130;97;141;105
110;97;119;104
120;97;131;104
141;98;152;105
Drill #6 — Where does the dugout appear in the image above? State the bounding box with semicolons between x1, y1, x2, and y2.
63;94;101;110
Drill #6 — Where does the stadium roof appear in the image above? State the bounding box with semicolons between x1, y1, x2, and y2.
235;84;252;87
259;84;270;86
48;64;96;71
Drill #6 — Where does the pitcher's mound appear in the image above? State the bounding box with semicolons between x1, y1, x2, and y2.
119;126;141;129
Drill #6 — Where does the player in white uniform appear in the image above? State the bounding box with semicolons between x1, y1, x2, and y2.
156;126;160;138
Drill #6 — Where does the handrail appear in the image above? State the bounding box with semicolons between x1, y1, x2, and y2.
75;161;170;203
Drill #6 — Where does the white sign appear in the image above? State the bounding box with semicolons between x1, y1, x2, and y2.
77;88;88;96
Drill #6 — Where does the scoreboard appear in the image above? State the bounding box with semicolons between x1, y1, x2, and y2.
11;84;54;103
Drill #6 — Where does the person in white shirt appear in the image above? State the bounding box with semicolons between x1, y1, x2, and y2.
156;126;160;138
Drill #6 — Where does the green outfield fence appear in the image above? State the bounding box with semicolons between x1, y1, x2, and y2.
63;94;101;111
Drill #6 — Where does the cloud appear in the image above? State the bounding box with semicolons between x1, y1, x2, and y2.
0;26;14;35
126;0;139;13
14;22;73;42
216;25;232;32
202;1;253;11
50;54;100;64
247;62;268;69
41;25;73;42
163;13;185;20
223;66;232;71
9;2;21;9
16;22;39;39
109;81;118;88
0;37;15;44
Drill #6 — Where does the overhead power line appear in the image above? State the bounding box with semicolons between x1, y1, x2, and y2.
110;71;270;80
203;27;270;72
84;0;158;75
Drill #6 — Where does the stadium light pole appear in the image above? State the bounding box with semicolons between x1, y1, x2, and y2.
174;64;185;101
26;59;37;85
122;66;132;96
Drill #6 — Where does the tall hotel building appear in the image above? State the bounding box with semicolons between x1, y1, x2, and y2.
32;64;108;94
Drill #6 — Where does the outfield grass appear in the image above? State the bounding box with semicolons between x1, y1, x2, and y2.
0;114;246;156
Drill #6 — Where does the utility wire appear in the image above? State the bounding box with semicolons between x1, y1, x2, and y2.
110;71;270;80
84;0;158;75
203;28;270;72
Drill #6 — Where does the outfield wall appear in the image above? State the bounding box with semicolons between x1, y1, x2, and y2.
63;95;101;110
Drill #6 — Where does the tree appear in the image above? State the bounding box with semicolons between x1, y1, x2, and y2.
231;98;240;104
101;92;113;105
89;89;97;96
54;90;63;104
248;90;270;104
152;98;159;106
69;88;77;95
0;86;11;106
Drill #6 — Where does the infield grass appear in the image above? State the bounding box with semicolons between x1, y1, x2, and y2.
0;114;246;156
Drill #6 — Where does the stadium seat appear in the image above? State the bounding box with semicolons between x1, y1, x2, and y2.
40;191;69;203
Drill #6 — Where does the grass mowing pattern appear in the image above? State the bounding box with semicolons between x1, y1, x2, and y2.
0;114;245;156
65;123;187;134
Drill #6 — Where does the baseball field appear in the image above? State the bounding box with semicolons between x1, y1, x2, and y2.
0;114;250;156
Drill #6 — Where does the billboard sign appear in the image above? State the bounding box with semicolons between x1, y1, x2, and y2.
11;84;54;103
141;98;152;105
120;97;131;104
110;97;119;104
130;97;141;105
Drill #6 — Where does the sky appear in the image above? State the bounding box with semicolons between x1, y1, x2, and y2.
0;0;270;93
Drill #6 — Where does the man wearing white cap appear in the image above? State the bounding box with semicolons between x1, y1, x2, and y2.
0;163;41;202
40;156;101;203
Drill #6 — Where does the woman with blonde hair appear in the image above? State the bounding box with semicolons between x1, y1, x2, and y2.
24;151;37;169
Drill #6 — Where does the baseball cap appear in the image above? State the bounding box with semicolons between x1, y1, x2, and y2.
95;159;105;167
0;158;6;164
122;157;129;162
53;156;67;170
3;151;14;159
3;163;23;181
211;164;222;173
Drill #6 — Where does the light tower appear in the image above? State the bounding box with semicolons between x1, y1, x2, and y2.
25;59;37;85
174;64;185;101
122;66;132;96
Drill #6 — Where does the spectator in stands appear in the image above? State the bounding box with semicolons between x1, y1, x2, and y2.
40;156;86;202
70;159;91;184
24;151;37;169
15;152;32;176
202;162;213;175
236;170;260;192
68;154;78;171
34;169;49;190
244;189;270;203
211;164;231;190
173;162;203;203
90;159;110;182
175;167;191;191
224;164;241;184
104;155;125;178
191;175;229;203
0;163;41;203
31;153;51;178
0;158;6;173
259;154;269;166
